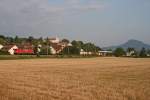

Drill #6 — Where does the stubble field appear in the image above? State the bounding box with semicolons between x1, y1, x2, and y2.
0;57;150;100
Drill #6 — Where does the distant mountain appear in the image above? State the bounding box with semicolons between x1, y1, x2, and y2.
103;39;150;51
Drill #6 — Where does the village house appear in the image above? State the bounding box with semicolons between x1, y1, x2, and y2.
1;45;18;55
50;43;63;54
1;43;34;55
47;37;70;55
126;50;135;57
15;43;34;55
50;46;56;54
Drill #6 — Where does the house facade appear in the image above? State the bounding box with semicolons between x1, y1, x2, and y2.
126;50;135;57
1;45;18;55
98;51;113;56
50;43;66;54
1;43;34;55
0;44;3;50
80;49;93;55
15;44;34;55
48;37;69;55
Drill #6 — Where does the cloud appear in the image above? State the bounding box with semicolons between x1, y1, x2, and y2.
64;0;104;11
0;0;105;35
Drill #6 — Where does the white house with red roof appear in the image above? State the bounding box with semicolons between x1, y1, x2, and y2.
48;37;70;55
48;37;60;44
2;45;18;55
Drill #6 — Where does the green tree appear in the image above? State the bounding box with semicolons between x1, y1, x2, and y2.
127;47;138;56
71;40;84;49
82;43;99;52
6;37;14;43
61;46;80;55
44;37;49;45
62;39;70;44
27;36;34;43
14;35;20;43
95;46;101;51
147;49;150;55
43;37;51;55
139;48;147;57
0;38;5;44
114;47;126;57
0;35;5;40
38;37;43;44
127;48;135;52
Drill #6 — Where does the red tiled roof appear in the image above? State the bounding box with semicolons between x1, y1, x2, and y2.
17;45;34;49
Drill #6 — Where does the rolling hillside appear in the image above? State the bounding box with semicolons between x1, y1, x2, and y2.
103;39;150;51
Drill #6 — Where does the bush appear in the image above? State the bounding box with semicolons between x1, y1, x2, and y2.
40;48;51;55
114;47;126;57
139;48;147;57
61;46;80;55
0;50;9;55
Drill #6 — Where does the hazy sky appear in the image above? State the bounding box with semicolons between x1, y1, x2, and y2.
0;0;150;47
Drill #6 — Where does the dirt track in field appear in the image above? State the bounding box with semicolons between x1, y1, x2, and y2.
0;57;150;100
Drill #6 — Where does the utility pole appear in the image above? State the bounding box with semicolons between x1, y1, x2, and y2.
46;37;49;55
47;44;49;55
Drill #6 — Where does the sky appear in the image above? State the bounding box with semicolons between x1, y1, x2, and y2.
0;0;150;47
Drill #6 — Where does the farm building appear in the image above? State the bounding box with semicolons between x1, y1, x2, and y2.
80;49;93;55
1;44;34;55
98;50;113;56
15;44;34;55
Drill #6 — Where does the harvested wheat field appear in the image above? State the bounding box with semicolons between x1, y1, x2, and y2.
0;57;150;100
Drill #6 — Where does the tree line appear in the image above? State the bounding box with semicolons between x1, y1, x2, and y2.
114;47;150;58
0;35;101;55
0;35;150;57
